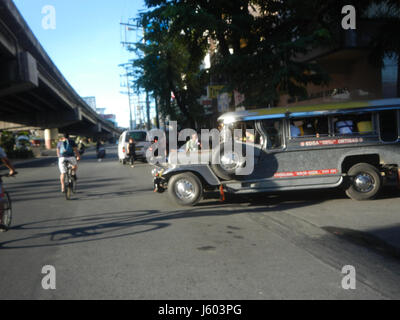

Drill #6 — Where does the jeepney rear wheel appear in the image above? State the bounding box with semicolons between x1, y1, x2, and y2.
345;163;382;200
168;172;203;206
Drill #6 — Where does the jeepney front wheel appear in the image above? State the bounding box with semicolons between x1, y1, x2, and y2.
168;172;203;206
345;163;382;200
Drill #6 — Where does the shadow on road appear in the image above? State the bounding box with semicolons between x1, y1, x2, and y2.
12;157;57;169
323;225;400;260
0;195;320;249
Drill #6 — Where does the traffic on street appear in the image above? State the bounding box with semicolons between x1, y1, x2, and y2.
1;146;400;299
1;0;400;303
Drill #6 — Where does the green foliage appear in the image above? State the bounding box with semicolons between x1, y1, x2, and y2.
0;131;15;154
132;2;210;127
131;0;400;123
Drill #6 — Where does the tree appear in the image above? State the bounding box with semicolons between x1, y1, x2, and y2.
132;3;209;128
0;131;15;155
139;0;334;108
132;0;400;126
365;0;400;96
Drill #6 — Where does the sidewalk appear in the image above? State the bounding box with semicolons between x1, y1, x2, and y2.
1;148;58;169
4;146;97;168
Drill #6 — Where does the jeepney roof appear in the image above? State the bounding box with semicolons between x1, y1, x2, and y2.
218;98;400;124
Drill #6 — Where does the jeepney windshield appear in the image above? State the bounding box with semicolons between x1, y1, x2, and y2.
261;119;284;149
219;120;262;144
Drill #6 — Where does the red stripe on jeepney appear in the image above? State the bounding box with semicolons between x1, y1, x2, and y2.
274;169;338;178
300;138;363;147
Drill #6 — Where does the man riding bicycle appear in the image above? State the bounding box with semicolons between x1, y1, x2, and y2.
57;133;80;193
0;146;16;231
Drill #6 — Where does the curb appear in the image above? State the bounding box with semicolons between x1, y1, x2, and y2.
5;156;58;169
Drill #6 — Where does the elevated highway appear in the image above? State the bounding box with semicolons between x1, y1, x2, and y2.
0;0;120;140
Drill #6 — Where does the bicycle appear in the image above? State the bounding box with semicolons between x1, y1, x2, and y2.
63;160;76;200
0;172;17;231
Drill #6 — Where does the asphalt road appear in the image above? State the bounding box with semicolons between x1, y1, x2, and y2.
1;146;400;299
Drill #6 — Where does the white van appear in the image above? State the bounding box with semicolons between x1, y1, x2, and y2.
118;130;151;163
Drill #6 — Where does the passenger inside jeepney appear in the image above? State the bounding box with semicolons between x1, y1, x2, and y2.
303;120;315;136
333;114;374;135
335;117;355;134
291;120;304;137
290;117;328;138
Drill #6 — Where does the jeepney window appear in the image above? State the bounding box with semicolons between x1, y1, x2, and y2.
289;117;329;138
262;119;283;149
230;121;262;144
379;110;399;142
332;113;375;136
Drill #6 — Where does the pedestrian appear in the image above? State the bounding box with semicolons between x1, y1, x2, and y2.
78;140;85;155
127;137;136;168
97;140;106;162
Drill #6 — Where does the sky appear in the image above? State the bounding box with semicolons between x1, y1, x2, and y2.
13;0;148;128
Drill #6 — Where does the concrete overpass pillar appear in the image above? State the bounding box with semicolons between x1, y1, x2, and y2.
44;128;59;150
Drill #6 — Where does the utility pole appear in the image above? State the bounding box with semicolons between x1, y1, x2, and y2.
119;62;134;130
155;96;160;129
119;20;138;130
146;91;151;130
120;19;155;129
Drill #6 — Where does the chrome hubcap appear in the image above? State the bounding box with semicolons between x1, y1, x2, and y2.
175;179;195;200
354;173;374;193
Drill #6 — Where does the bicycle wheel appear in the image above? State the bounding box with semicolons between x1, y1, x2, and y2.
65;185;72;200
64;177;71;200
1;192;12;230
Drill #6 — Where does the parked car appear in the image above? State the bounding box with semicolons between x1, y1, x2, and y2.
152;98;400;206
118;130;151;163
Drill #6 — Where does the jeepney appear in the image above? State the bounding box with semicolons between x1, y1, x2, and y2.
152;98;400;206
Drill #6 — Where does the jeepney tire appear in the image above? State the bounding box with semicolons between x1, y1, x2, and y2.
211;142;246;181
168;172;203;206
345;163;382;200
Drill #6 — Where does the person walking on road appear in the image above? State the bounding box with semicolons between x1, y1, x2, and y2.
78;140;85;155
127;138;136;168
57;133;80;193
96;140;106;162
